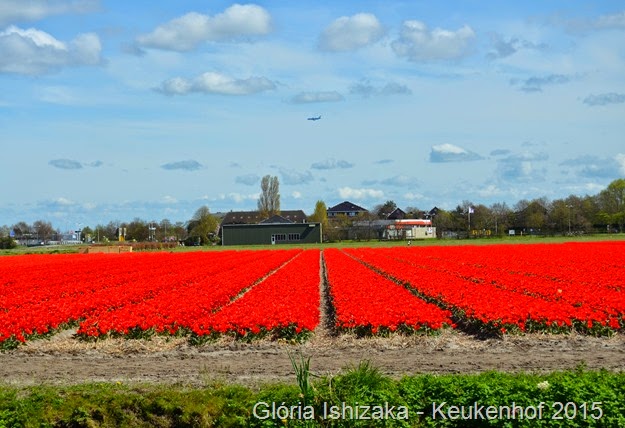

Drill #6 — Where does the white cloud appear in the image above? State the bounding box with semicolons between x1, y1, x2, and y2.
291;191;302;199
511;74;570;93
193;73;275;95
0;0;99;25
350;80;412;97
280;169;314;185
70;32;101;64
403;192;424;200
374;159;394;165
161;160;203;171
486;34;545;60
593;11;625;29
289;91;344;103
0;26;101;75
137;4;272;51
49;159;83;170
564;11;625;33
338;187;384;200
476;184;504;198
311;158;354;170
235;174;260;185
430;144;483;162
157;72;276;96
583;93;625;106
162;195;178;204
496;152;549;182
319;13;384;52
391;20;475;62
380;175;419;187
223;192;258;203
158;77;192;95
50;197;75;207
560;155;623;179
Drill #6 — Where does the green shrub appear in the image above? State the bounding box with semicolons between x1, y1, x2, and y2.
0;237;16;250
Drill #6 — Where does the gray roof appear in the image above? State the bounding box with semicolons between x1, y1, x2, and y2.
220;210;306;225
260;215;295;224
327;201;368;213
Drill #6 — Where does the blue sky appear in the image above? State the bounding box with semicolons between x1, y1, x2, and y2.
1;0;624;230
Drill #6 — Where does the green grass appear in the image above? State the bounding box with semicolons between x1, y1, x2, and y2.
1;364;624;427
2;233;624;256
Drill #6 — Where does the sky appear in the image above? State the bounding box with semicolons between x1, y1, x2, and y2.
1;0;624;231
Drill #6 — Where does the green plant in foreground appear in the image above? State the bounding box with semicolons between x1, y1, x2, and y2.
288;351;315;408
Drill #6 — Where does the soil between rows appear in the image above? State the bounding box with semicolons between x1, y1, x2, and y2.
1;331;623;387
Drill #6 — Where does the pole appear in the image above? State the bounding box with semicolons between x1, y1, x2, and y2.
566;204;572;235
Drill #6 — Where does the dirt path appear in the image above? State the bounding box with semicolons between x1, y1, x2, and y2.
1;331;623;387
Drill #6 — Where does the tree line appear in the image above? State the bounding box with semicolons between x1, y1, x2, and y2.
431;178;624;237
310;178;625;241
324;178;625;240
0;206;219;248
1;178;623;248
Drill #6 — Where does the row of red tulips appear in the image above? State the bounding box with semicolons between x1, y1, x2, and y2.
324;249;453;334
0;250;300;344
1;242;623;346
345;242;624;334
75;249;301;338
191;249;321;340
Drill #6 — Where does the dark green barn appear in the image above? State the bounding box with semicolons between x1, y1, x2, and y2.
219;211;321;246
221;222;321;246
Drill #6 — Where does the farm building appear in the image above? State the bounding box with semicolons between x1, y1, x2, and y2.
385;219;435;239
219;210;321;246
350;219;435;240
327;201;368;218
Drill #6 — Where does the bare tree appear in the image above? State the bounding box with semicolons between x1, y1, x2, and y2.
490;202;512;236
257;175;280;218
11;221;31;241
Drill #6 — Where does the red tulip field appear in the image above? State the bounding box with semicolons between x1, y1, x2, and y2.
1;241;624;349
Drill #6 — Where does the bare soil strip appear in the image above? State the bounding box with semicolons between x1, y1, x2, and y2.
1;330;623;388
313;251;336;340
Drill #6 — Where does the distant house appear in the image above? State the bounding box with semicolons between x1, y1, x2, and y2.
219;210;321;246
385;219;435;240
327;201;369;218
386;207;406;220
426;207;440;219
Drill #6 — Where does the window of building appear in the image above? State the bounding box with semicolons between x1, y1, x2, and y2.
272;234;286;242
288;233;301;241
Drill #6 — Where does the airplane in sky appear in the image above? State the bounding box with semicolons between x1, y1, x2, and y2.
307;116;321;121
